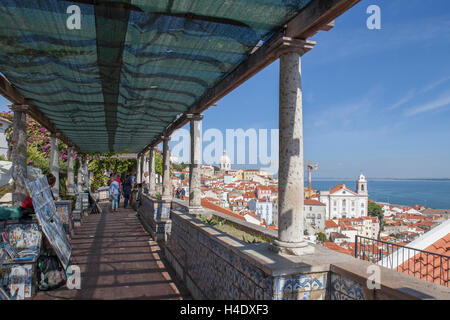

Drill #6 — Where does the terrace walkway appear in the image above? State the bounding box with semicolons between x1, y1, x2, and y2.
33;202;190;300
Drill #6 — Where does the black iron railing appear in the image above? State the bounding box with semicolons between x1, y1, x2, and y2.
355;235;449;287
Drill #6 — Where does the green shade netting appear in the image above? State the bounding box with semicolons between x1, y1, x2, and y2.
0;0;312;153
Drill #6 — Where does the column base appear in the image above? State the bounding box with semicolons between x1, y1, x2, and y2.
269;240;315;256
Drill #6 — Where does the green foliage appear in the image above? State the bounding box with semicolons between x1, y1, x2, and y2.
0;187;9;199
1;110;69;177
316;232;327;243
26;144;50;174
199;215;226;227
154;192;162;200
368;201;383;216
86;152;137;190
368;201;384;230
242;235;258;244
172;161;189;172
155;152;163;176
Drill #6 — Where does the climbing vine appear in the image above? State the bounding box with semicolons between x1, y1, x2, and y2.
1;111;164;192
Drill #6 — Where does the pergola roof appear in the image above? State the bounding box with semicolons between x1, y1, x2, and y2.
0;0;359;153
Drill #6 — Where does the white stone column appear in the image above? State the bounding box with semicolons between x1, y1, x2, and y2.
50;133;60;199
11;105;28;207
161;136;171;200
187;113;203;214
143;154;148;183
83;157;89;190
67;147;75;195
136;155;142;184
148;147;156;195
270;39;315;256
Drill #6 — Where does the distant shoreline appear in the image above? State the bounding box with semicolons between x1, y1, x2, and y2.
312;178;450;181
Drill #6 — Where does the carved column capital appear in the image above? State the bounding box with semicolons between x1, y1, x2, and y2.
186;113;204;121
10;104;30;113
269;37;316;59
161;135;171;142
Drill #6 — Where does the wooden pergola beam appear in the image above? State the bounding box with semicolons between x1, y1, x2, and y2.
141;0;360;153
285;0;359;38
0;75;81;153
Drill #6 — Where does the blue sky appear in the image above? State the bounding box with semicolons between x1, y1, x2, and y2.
1;0;450;179
183;0;450;179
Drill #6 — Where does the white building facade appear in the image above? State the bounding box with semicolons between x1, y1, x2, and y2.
317;174;368;220
0;117;11;158
219;150;231;172
248;198;273;225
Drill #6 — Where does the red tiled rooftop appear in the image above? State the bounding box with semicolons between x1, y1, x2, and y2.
398;233;450;286
304;199;325;206
325;220;339;229
201;198;246;221
324;242;353;256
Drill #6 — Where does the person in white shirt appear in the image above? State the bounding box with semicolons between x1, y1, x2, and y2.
143;171;149;194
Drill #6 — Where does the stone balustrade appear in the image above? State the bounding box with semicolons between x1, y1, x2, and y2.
137;199;450;300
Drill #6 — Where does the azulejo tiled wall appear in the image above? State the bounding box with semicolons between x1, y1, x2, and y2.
165;211;330;300
330;272;367;300
274;272;328;300
138;196;171;241
166;212;274;299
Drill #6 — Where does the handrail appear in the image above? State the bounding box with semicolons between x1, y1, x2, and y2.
355;235;449;287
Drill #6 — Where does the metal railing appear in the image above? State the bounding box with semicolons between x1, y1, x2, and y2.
355;235;449;287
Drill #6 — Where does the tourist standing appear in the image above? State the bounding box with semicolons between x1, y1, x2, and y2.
114;174;122;207
109;174;120;212
122;173;134;209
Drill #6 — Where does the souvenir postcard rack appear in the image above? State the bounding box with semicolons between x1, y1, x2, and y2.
0;223;42;300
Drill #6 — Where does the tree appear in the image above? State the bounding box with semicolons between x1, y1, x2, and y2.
1;111;72;197
86;153;137;190
317;232;327;243
155;152;163;177
368;201;384;231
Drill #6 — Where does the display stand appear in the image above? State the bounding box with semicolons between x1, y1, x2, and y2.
0;222;42;299
24;177;71;270
55;200;74;239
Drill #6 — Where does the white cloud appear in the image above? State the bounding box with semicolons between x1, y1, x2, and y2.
405;92;450;116
388;90;416;110
388;76;450;111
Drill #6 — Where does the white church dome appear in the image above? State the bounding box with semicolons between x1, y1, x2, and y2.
358;173;366;181
220;150;231;170
170;153;179;164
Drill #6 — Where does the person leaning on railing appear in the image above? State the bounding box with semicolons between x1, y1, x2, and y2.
143;171;149;194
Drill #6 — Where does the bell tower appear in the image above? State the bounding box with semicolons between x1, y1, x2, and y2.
356;173;367;195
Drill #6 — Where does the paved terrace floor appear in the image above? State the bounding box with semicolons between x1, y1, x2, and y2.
33;202;190;300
